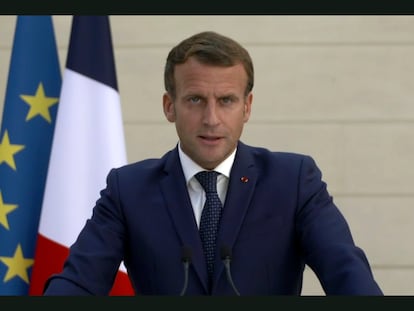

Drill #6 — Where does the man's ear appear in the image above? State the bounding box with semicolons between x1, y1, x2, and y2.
163;92;176;122
243;92;253;123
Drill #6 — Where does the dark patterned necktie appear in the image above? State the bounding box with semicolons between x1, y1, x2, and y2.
195;171;223;282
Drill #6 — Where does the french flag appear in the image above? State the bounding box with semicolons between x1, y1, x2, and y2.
29;16;134;295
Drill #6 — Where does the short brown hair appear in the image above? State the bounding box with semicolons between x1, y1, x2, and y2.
164;31;254;99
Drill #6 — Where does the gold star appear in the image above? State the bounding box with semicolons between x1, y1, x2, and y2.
0;191;18;230
20;82;59;123
0;130;25;170
0;244;34;283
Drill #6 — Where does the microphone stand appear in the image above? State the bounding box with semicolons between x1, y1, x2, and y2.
221;246;241;296
180;246;192;296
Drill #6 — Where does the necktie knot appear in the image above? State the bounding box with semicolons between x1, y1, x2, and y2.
195;171;219;193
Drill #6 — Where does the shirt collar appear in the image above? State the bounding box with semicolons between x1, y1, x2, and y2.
178;142;236;184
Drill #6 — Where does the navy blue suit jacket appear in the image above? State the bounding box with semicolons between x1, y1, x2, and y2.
44;141;383;295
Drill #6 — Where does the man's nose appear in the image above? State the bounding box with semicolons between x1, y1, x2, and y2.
202;100;220;126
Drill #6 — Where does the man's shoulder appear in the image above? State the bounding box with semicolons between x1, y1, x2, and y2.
112;148;176;175
240;141;311;162
240;143;321;178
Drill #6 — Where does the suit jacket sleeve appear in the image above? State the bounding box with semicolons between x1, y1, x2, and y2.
296;155;382;295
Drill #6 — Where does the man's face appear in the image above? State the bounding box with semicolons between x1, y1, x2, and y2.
163;57;252;170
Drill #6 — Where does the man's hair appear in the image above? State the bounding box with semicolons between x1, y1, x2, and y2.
164;31;254;99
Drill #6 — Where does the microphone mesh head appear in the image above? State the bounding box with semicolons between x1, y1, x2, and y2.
220;245;232;260
181;246;192;262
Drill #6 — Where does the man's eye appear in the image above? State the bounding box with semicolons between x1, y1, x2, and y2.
221;97;233;104
189;97;201;104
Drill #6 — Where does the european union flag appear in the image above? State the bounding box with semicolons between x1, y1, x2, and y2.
0;16;61;295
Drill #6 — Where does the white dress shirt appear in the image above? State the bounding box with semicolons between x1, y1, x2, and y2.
178;142;236;228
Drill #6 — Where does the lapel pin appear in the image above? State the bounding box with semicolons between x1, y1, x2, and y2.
240;176;249;183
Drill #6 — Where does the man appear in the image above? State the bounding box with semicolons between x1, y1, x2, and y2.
43;31;383;295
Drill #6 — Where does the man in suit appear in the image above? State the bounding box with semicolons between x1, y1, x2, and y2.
43;31;383;295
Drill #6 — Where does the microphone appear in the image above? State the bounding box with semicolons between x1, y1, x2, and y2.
220;246;240;296
180;246;192;296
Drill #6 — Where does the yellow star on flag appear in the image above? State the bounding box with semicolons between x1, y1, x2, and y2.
0;191;18;230
0;244;34;283
20;82;59;123
0;130;25;171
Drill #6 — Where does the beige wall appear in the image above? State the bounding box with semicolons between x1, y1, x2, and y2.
1;15;414;295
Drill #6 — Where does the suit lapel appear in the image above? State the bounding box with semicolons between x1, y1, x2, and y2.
159;147;209;292
213;142;258;287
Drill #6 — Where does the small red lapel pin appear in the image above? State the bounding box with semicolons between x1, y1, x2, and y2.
240;176;249;183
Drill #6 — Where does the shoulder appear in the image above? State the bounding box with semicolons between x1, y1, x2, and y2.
108;148;176;180
238;141;321;176
240;141;314;163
